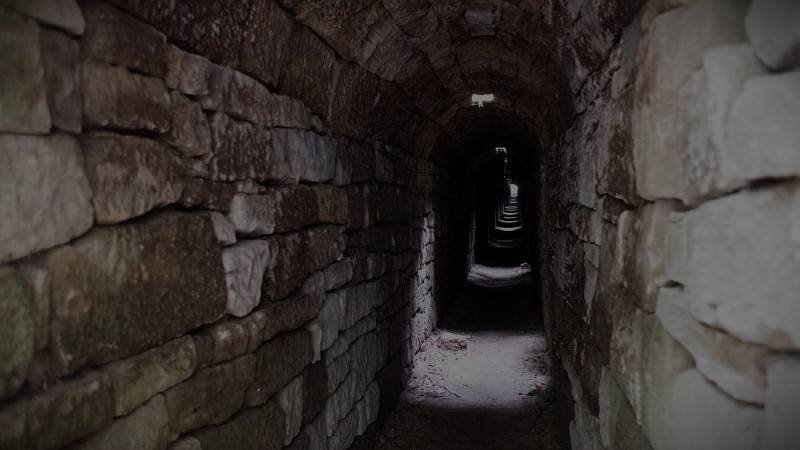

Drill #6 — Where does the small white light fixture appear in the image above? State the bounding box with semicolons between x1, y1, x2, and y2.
495;147;507;154
471;93;495;108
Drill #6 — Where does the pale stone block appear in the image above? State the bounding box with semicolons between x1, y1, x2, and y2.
0;9;50;133
645;369;763;450
209;212;237;246
633;0;749;201
0;133;93;264
665;183;800;350
228;193;276;236
73;394;169;450
657;287;768;404
82;133;183;224
726;71;800;185
0;266;34;401
4;0;84;34
278;376;304;445
222;240;270;317
103;336;196;416
40;29;81;133
761;356;800;450
746;0;800;70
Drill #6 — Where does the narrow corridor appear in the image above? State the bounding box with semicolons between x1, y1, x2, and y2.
376;267;561;450
0;1;796;449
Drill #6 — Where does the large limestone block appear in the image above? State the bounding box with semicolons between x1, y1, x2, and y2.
328;407;359;450
761;356;800;450
563;351;604;450
144;0;251;68
383;0;437;38
594;91;638;204
165;354;255;438
72;394;169;450
261;293;324;342
317;292;347;351
726;71;800;185
199;65;274;126
324;374;357;438
327;62;381;137
269;129;337;183
82;133;184;224
657;287;768;404
190;401;285;450
278;376;304;445
354;381;380;435
340;280;383;331
335;139;375;186
0;9;50;133
222;240;270;317
645;369;763;450
611;201;680;313
269;93;313;129
40;29;81;133
323;352;351;398
239;0;292;87
193;311;266;368
324;259;354;291
701;44;764;151
166;92;213;156
635;43;792;205
25;211;225;376
345;184;376;230
609;301;693;422
165;46;214;96
599;368;653;450
0;133;93;264
271;186;324;232
81;60;170;133
665;183;800;350
633;0;749;201
246;329;314;406
208;112;271;182
302;362;328;423
81;1;169;78
278;23;336;115
228;193;276;236
209;211;236;246
0;266;34;401
103;336;196;416
348;332;383;396
3;0;85;34
82;61;211;156
746;0;800;70
262;226;345;301
229;187;323;237
0;370;114;450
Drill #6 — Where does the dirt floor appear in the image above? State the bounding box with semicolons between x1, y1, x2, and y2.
375;266;564;450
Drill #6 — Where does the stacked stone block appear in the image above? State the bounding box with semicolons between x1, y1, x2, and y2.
0;1;460;449
542;0;799;449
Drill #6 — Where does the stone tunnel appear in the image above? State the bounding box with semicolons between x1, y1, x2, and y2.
0;0;798;449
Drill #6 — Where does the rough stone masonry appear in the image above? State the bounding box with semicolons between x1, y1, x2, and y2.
0;0;798;449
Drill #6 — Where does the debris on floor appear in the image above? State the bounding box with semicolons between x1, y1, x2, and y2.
376;275;563;450
437;331;470;351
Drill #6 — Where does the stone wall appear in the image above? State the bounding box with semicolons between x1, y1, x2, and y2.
542;0;799;449
0;1;463;449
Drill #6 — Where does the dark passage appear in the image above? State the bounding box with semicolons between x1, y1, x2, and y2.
375;265;562;450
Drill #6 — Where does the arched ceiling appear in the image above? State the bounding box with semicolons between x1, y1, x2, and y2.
276;0;642;158
279;0;559;119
